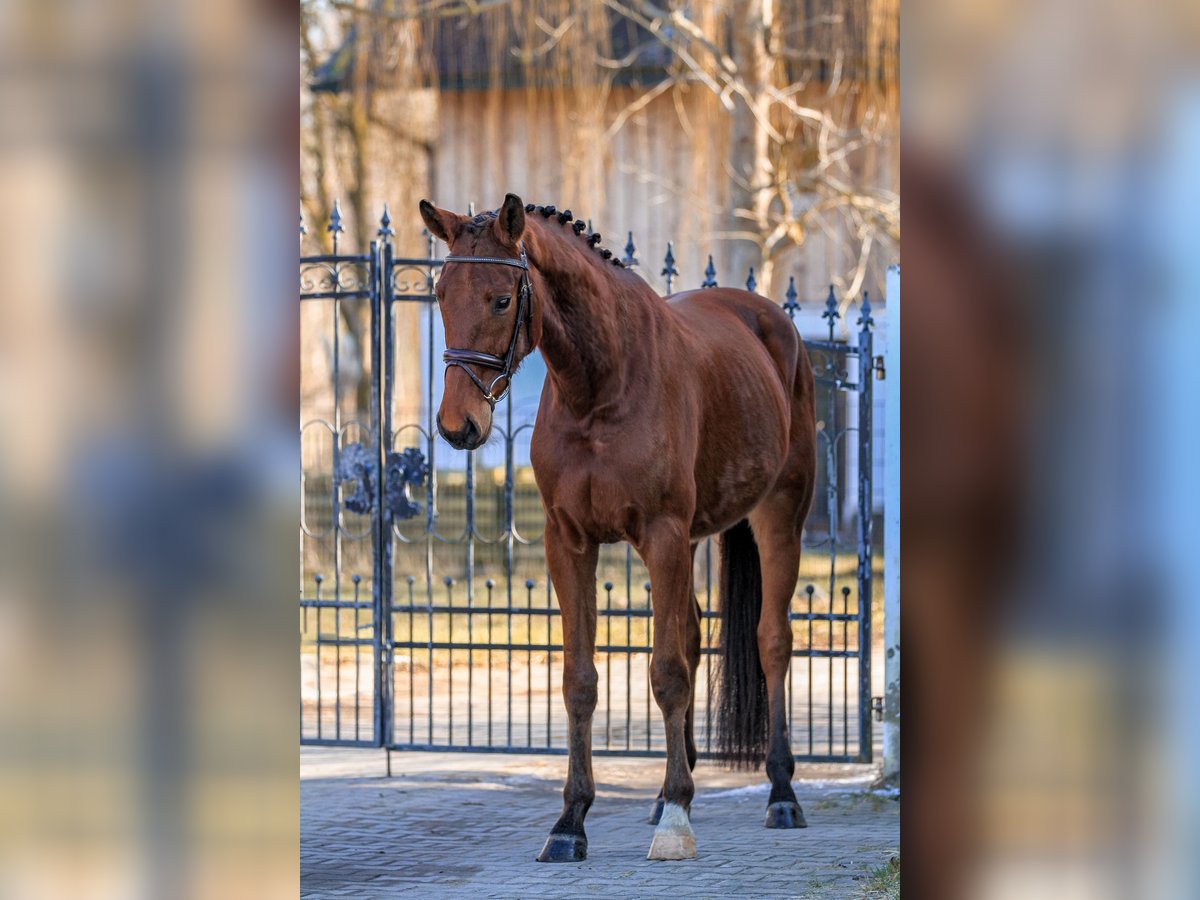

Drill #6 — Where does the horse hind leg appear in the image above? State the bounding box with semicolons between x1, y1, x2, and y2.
749;494;809;829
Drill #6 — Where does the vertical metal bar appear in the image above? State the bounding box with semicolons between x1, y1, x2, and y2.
466;448;476;746
828;580;834;758
826;369;838;759
628;549;638;753
546;579;552;747
806;584;813;754
486;578;495;746
704;538;712;754
330;256;343;742
505;392;515;749
604;580;613;748
645;580;652;752
425;235;437;748
857;306;875;762
353;575;361;740
315;575;323;739
407;575;415;744
446;576;454;744
526;579;534;747
334;577;341;740
374;237;390;748
843;586;850;754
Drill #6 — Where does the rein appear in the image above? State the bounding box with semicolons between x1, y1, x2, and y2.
441;245;533;407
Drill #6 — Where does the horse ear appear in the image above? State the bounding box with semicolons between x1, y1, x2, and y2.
495;193;526;246
419;200;460;243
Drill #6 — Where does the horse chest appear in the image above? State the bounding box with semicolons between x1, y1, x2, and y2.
534;442;665;546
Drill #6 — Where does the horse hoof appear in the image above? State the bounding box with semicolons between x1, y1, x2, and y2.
764;800;808;829
647;802;697;860
647;831;697;860
536;833;587;863
647;796;664;825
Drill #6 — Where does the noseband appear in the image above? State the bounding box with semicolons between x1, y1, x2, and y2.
441;245;534;407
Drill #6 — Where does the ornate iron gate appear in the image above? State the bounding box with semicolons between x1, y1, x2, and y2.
301;205;879;762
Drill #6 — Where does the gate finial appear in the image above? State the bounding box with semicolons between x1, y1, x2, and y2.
377;204;394;240
661;242;678;294
784;276;799;319
856;290;874;331
823;284;840;340
623;232;638;268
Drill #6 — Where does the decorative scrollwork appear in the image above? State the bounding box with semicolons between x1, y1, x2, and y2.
385;448;428;520
336;442;374;515
335;444;427;520
390;265;439;296
300;261;371;296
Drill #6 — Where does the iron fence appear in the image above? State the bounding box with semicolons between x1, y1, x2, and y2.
300;204;880;762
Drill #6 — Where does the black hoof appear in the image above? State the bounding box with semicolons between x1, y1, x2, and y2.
764;800;807;829
647;796;664;825
536;833;587;862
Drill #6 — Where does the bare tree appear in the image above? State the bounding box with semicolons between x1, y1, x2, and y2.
304;0;898;307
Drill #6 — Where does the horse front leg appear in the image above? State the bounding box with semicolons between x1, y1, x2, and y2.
640;518;699;860
536;525;599;863
649;561;701;826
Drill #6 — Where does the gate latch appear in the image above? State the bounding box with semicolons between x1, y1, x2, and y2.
872;696;884;721
336;443;427;520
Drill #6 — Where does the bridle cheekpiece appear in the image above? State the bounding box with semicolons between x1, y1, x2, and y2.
440;244;534;407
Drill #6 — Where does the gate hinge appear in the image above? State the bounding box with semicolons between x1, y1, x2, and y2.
873;355;886;380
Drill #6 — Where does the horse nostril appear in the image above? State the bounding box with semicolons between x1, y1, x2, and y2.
462;416;481;447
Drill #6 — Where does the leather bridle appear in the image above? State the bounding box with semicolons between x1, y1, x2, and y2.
440;245;534;407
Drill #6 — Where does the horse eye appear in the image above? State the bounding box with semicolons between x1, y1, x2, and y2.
493;294;512;312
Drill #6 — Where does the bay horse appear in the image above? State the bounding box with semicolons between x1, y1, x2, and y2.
419;193;816;862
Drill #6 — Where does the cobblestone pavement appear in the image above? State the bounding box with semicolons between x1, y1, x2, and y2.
301;748;899;899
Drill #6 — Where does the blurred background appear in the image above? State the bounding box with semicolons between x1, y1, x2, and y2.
1;0;1199;897
904;0;1200;898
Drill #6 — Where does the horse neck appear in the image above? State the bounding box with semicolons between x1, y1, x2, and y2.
524;219;663;417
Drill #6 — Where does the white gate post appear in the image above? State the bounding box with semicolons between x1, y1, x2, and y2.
882;265;900;780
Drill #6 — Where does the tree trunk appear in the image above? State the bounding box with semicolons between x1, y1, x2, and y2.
726;0;775;294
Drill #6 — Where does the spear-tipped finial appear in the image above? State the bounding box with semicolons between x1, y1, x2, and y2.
623;231;638;267
745;267;757;293
783;275;799;319
856;290;874;331
701;254;717;288
327;200;344;235
377;204;394;239
823;284;840;340
661;242;678;294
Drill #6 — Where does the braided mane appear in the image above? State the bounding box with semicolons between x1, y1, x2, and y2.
464;204;629;269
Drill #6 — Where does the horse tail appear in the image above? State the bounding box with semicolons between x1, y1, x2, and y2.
714;518;768;769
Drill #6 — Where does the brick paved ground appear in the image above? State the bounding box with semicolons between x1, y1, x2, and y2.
301;748;899;898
